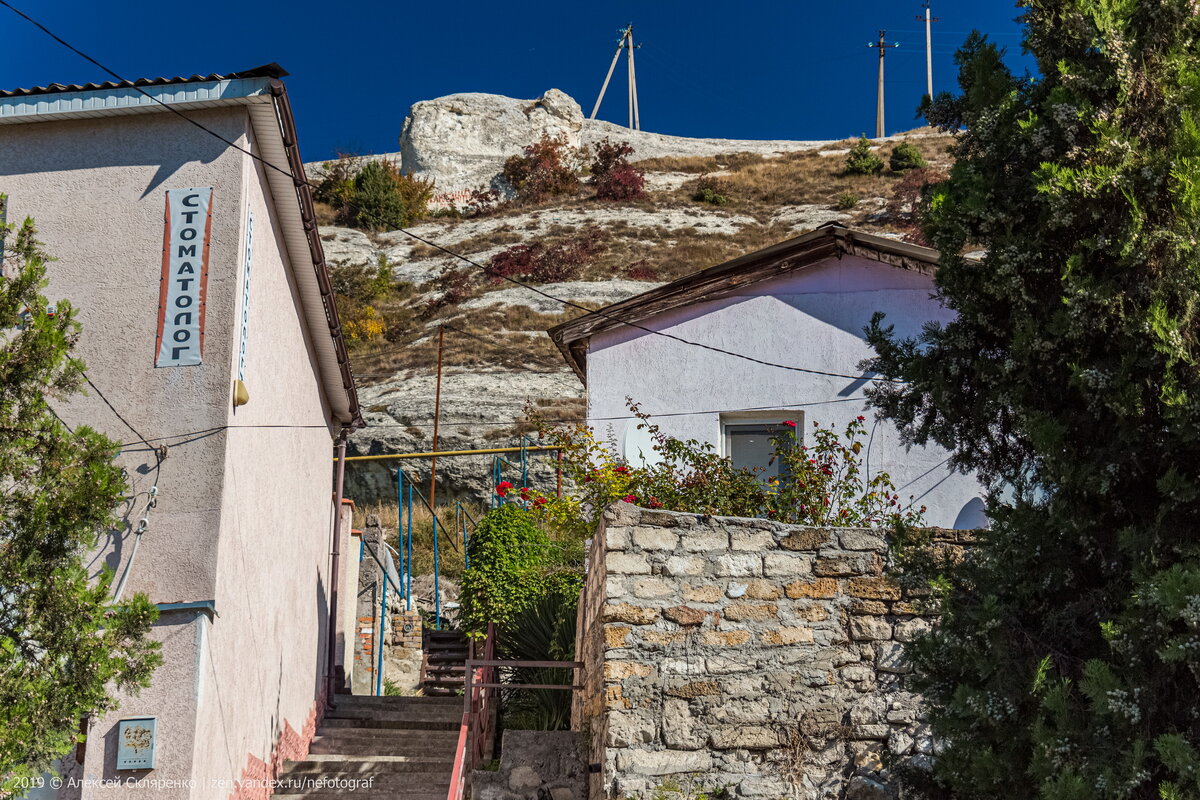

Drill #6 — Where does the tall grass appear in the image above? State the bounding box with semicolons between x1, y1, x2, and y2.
353;501;485;580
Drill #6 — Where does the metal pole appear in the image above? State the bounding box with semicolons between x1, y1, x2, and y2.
406;483;414;610
590;35;626;120
433;515;441;630
396;469;405;609
376;570;388;696
326;428;349;701
430;325;445;510
556;449;563;499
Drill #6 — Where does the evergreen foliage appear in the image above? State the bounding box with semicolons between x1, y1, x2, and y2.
0;213;161;788
888;141;928;172
349;161;433;231
865;6;1200;798
844;136;884;175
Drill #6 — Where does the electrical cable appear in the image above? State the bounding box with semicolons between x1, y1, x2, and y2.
113;395;872;451
0;0;901;386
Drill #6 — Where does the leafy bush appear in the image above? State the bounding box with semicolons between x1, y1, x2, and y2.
844;136;884;175
690;174;730;205
349;161;434;231
426;267;476;312
517;401;923;539
488;229;607;284
835;193;859;210
312;152;364;208
888;141;928;171
501;134;582;203
590;139;646;201
330;255;412;346
457;505;568;636
886;167;948;241
465;187;500;217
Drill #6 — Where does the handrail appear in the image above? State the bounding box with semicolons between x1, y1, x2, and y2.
448;622;583;800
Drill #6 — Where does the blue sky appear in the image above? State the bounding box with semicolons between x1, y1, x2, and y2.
1;1;1033;161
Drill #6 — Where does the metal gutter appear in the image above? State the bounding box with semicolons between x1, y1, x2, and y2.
267;80;363;428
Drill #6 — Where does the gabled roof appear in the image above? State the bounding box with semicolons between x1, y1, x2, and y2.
0;65;363;428
547;223;940;385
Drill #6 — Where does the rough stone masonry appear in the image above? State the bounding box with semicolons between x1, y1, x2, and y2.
573;503;971;800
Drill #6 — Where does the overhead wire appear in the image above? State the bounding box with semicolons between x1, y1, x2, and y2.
0;0;900;386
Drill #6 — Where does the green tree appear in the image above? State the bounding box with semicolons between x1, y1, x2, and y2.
348;161;432;231
844;135;884;175
865;6;1200;798
0;213;161;789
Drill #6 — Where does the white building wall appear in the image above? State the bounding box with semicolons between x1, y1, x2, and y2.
586;255;985;529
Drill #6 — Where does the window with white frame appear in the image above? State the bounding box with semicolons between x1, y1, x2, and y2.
720;411;801;481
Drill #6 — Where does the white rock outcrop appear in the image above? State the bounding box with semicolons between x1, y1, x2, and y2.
398;89;585;196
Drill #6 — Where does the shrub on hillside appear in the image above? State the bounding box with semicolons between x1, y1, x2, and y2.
690;174;731;205
488;228;607;284
312;152;365;209
887;167;949;240
330;255;413;346
501;134;582;203
349;161;434;231
889;141;928;172
464;187;500;217
836;193;860;210
844;135;884;175
590;139;646;201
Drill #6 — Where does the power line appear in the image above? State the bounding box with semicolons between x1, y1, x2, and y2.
114;395;871;450
0;0;899;386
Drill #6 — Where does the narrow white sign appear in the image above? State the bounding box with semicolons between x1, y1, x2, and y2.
155;187;212;367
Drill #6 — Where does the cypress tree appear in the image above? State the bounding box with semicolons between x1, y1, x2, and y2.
866;4;1200;797
0;213;160;787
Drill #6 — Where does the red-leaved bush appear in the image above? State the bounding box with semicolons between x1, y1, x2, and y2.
488;228;607;284
590;139;646;201
501;134;582;203
887;167;948;244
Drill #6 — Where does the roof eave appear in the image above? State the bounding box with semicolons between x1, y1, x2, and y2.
546;224;941;385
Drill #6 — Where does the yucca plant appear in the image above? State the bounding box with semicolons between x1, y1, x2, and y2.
496;579;579;731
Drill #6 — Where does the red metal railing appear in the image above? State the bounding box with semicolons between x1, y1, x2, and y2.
447;624;583;800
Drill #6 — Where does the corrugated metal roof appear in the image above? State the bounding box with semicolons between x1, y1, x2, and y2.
0;63;287;99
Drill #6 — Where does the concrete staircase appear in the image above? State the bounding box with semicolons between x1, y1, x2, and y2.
276;695;462;799
420;630;470;696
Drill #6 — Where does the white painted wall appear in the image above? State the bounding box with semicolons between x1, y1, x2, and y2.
586;255;986;529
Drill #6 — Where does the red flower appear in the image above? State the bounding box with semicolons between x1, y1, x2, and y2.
782;420;797;428
495;481;514;497
533;497;548;507
614;465;630;475
857;415;866;422
622;494;637;504
647;496;664;509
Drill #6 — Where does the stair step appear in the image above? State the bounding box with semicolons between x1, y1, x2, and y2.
274;793;447;800
331;695;461;709
321;718;459;732
272;773;451;795
285;756;454;769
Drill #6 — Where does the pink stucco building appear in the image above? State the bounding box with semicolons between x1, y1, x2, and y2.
0;65;364;797
550;224;987;529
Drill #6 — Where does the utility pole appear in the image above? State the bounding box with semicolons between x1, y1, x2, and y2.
429;325;444;510
917;1;939;100
590;24;641;130
867;30;900;138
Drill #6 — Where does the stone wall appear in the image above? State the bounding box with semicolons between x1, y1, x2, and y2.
352;518;423;695
573;503;969;800
472;730;587;800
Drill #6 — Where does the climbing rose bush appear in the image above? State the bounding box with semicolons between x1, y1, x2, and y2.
509;401;923;538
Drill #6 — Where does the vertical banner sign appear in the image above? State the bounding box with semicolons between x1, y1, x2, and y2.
237;210;253;381
155;187;213;366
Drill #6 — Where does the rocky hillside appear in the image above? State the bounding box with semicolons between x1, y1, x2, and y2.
311;90;955;505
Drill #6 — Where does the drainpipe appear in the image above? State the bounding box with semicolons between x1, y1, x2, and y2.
327;427;350;702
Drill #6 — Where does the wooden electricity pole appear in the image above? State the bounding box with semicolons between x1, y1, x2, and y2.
868;31;900;138
917;1;939;100
429;325;444;510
